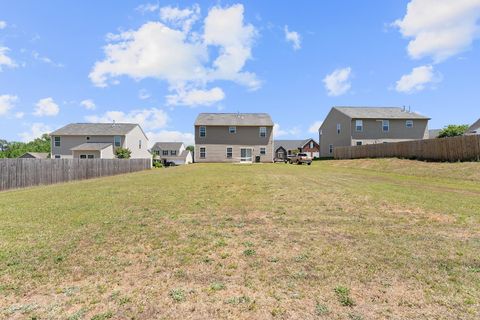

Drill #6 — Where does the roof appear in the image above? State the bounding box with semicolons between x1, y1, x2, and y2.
467;118;480;133
70;143;112;151
19;152;49;159
50;123;139;136
152;142;184;150
154;150;191;160
333;107;430;120
429;129;442;139
274;139;315;151
195;113;274;126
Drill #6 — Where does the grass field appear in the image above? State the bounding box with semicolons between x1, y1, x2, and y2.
1;159;479;319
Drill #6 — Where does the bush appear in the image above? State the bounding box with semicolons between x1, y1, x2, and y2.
438;125;469;138
115;147;131;159
152;161;163;168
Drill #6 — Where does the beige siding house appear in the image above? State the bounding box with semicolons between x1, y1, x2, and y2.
49;123;151;159
466;119;480;135
319;107;430;157
194;113;274;163
151;142;193;165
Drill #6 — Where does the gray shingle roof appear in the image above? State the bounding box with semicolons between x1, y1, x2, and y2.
195;113;274;126
50;123;138;136
429;129;442;139
274;139;315;151
19;152;49;159
467;118;480;133
152;142;184;151
334;107;430;119
70;143;112;151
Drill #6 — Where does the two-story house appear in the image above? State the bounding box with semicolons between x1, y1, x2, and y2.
194;113;274;163
151;142;193;165
274;138;320;160
466;118;480;135
49;123;151;159
319;107;430;157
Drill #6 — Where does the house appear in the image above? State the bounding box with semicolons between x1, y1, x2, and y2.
429;129;442;139
274;139;320;160
151;142;193;165
319;107;430;157
194;113;274;163
18;152;49;159
465;119;480;135
49;123;151;159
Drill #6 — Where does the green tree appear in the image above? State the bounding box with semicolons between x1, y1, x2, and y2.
115;147;132;159
438;125;469;138
0;134;51;158
186;145;194;152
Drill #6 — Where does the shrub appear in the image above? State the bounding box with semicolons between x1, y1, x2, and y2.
334;286;355;307
115;147;131;159
152;161;163;168
438;125;469;138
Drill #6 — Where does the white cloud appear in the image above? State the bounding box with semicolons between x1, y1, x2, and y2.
0;47;17;71
395;65;441;93
273;123;301;138
0;94;17;116
84;108;169;131
166;87;225;106
393;0;480;62
90;4;259;106
14;112;24;119
323;67;352;96
34;97;59;116
136;3;160;13
160;4;200;33
308;121;323;134
80;99;96;110
138;89;151;100
284;25;301;50
19;123;51;142
32;51;64;67
146;130;194;147
0;21;6;29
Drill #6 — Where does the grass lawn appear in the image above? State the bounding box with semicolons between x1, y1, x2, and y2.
1;159;479;319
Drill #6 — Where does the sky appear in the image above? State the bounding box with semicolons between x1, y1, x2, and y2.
0;0;479;145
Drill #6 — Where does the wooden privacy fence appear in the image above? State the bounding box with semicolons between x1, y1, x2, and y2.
334;135;480;162
0;158;151;191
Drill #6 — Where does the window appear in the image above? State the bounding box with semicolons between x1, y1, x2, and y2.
329;144;334;154
356;141;363;146
139;140;142;149
337;123;341;134
54;136;61;147
355;120;363;132
406;120;413;128
54;155;61;159
310;141;314;149
162;150;169;156
199;126;206;137
278;151;284;158
154;150;160;155
200;147;206;158
86;136;90;141
260;147;266;155
87;155;94;159
259;127;267;137
382;120;390;132
114;136;121;147
80;155;87;159
226;147;233;158
229;126;236;134
171;150;177;156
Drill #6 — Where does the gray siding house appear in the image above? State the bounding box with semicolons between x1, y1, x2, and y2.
319;107;430;157
466;119;480;135
49;123;151;159
194;113;274;163
274;139;320;160
151;142;193;165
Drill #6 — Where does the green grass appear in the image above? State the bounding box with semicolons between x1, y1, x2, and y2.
1;159;479;319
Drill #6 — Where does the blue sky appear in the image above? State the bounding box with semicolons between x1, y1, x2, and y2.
0;0;479;144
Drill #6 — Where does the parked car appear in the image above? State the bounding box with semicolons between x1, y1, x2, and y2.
288;153;312;165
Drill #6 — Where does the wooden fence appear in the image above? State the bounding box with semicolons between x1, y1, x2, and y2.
0;158;151;191
334;135;480;162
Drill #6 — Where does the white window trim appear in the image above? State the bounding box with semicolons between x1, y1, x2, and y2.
171;150;177;156
199;126;207;137
54;136;61;147
259;127;267;138
226;147;233;158
406;120;414;128
260;147;266;155
355;120;363;132
337;123;341;135
329;144;334;154
162;150;169;156
114;135;122;147
199;147;206;158
382;120;390;132
229;126;236;134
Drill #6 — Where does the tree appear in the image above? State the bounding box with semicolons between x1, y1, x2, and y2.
186;145;194;152
438;125;469;138
0;134;51;158
115;147;132;159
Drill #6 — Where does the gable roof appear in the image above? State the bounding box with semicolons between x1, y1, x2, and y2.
50;123;139;136
333;107;430;120
152;142;184;150
467;118;480;133
70;143;112;151
19;152;49;159
195;113;274;126
274;139;316;151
